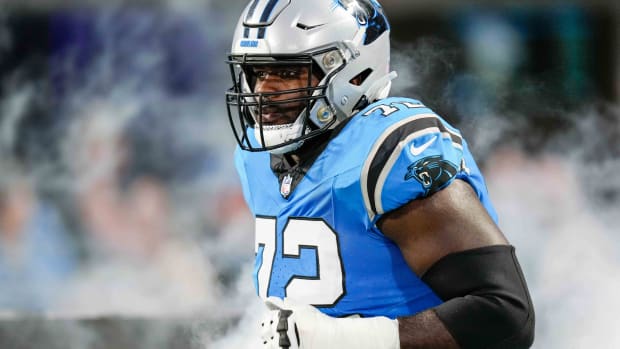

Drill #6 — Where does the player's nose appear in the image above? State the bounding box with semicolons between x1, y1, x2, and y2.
256;86;290;105
254;75;282;94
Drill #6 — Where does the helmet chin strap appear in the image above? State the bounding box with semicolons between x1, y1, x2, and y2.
255;114;309;154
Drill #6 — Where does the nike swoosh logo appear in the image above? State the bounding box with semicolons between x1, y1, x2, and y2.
296;23;326;30
409;135;437;156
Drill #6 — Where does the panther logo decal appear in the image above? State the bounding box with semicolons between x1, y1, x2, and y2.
333;0;388;44
405;155;458;195
335;0;374;25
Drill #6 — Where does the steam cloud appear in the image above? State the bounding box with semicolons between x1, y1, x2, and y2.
1;1;252;347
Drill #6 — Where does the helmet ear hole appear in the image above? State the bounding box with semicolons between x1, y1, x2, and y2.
311;61;326;81
349;68;373;86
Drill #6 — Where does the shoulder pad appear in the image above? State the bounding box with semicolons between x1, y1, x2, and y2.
358;98;465;221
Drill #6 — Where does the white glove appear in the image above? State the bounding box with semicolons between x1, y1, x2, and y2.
260;297;400;349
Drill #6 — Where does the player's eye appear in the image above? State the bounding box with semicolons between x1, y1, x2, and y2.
277;69;300;80
252;67;304;81
254;70;269;80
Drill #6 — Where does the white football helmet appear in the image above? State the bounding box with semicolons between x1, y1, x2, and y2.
226;0;396;153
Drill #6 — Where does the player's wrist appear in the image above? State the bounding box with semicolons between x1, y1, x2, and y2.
309;313;400;349
263;297;400;349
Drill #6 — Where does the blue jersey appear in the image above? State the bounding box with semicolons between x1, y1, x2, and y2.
234;97;498;319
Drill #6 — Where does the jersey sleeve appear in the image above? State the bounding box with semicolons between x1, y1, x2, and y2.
360;107;465;222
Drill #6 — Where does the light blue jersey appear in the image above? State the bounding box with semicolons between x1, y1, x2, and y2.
234;97;498;319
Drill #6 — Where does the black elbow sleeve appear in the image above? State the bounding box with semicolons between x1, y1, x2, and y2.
422;245;535;349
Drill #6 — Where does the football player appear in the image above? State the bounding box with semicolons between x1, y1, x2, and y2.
225;0;535;348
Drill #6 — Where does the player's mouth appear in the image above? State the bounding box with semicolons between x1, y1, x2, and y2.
259;105;301;125
260;112;287;125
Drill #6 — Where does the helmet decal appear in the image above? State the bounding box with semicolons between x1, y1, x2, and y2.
242;0;260;38
257;0;280;38
332;0;389;44
243;0;291;39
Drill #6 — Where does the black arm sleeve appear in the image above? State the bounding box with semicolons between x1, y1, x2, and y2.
421;245;535;349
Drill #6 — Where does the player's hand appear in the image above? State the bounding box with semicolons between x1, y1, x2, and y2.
260;297;304;348
259;297;400;349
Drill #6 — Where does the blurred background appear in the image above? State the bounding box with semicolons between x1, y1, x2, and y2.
0;0;618;348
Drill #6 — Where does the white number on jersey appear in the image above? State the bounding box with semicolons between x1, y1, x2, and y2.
254;217;345;306
363;100;425;117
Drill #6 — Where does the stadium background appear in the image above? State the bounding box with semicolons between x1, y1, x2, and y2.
0;0;618;347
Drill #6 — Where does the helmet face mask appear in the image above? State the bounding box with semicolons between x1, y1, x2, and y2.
226;0;393;153
226;50;340;153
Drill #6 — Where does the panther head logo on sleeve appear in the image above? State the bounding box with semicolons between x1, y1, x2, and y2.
405;155;459;195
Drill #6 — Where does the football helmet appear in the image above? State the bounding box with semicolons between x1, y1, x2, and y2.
226;0;396;153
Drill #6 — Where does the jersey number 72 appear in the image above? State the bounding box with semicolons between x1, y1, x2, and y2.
254;217;345;307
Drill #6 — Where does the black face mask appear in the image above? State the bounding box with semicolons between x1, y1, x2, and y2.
225;51;338;153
